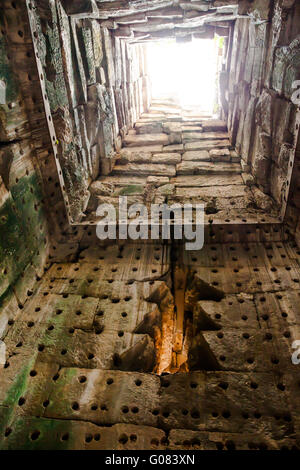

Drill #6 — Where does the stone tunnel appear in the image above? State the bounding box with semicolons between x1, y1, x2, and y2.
0;0;300;451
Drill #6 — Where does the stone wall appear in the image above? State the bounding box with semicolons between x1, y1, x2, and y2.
225;0;300;225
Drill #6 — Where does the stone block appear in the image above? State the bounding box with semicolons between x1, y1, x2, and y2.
176;161;241;175
43;368;160;427
185;140;230;151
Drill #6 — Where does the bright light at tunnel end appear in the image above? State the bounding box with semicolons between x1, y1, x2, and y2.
147;38;220;114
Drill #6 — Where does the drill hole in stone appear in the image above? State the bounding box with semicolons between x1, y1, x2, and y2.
119;434;128;444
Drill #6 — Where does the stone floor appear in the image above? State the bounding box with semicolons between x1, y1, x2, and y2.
87;102;280;225
1;239;300;450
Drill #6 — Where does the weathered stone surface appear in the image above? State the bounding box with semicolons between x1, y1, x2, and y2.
198;294;258;329
168;430;298;450
241;160;251;173
256;90;272;135
152;153;181;164
43;368;160;426
78;244;169;266
117;151;152;164
162;121;182;144
123;133;169;147
0;417;166;450
242;172;254;186
159;371;292;436
2;1;300;451
278;143;293;173
5;321;156;372
241;96;256;164
182;125;202;131
89;181;114;195
2;235;300;449
156;183;175;195
209;148;230;162
251;186;276;212
176;185;248;199
97;175;147;186
201;120;227;132
252;153;271;188
183;131;228;142
13;293;99;329
162;143;184;152
270;165;286;207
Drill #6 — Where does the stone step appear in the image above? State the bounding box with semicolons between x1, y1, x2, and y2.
152;153;181;164
182;150;210;161
149;106;181;116
201;119;227;132
134;122;163;134
123;133;169;147
162;144;184;153
176;161;242;175
172;174;244;187
120;145;163;153
138;115;182;122
112;162;176;177
230;150;241;162
182;125;203;131
116;152;181;165
182;131;229;142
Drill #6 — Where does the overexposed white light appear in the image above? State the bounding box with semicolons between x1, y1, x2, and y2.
147;38;218;113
